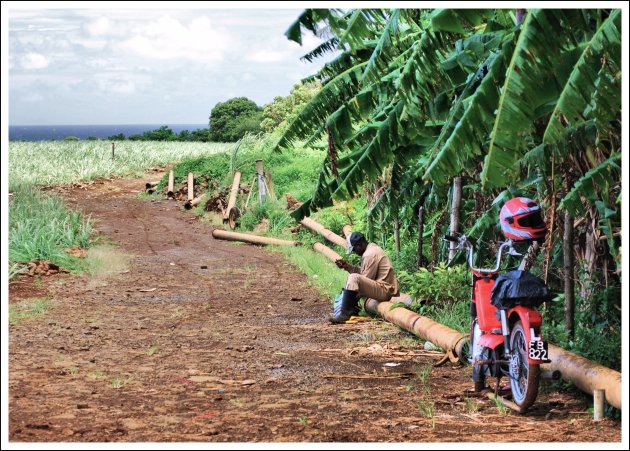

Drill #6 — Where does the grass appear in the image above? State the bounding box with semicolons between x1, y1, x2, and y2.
90;369;106;380
405;365;433;393
464;397;479;414
297;416;309;427
9;297;53;326
85;245;131;277
275;245;348;299
492;395;508;415
111;376;134;389
9;184;92;272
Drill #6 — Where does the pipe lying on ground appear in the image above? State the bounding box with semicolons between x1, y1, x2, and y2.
223;171;242;221
313;242;343;262
300;217;348;248
364;299;468;362
184;195;205;210
543;344;621;410
212;229;298;247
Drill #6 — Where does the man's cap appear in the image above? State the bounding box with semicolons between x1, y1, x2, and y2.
347;232;365;254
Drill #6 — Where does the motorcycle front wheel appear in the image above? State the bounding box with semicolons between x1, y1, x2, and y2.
509;320;540;411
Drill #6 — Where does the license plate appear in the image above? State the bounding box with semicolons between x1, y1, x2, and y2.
528;340;548;361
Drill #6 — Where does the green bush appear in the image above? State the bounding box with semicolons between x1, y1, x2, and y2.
398;263;469;306
239;199;291;236
544;284;621;370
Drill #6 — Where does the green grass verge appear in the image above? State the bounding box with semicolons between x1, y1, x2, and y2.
275;245;348;300
9;183;92;273
9;297;53;326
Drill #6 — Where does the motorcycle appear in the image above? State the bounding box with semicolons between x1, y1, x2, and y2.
444;232;552;412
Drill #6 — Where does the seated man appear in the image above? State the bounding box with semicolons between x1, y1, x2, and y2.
331;232;399;324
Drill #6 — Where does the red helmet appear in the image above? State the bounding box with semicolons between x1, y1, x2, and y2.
500;197;547;242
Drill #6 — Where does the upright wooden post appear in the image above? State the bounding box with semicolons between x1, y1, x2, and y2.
593;389;605;420
448;176;462;263
111;142;115;159
167;170;174;198
417;206;425;268
187;172;194;201
223;171;242;221
256;159;266;203
564;210;575;337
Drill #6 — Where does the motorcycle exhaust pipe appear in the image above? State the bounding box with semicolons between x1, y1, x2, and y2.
540;369;561;380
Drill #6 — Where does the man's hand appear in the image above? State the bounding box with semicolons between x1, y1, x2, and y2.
335;259;352;272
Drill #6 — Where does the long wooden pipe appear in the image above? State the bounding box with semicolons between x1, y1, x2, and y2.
184;195;205;210
364;298;468;362
300;217;348;248
313;242;343;261
223;171;242;220
212;229;297;247
543;344;621;409
167;170;174;198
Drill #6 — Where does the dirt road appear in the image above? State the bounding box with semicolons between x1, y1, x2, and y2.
8;176;621;442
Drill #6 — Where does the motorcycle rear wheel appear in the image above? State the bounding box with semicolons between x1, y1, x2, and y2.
509;320;540;411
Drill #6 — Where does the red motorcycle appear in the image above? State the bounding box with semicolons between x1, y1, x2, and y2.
444;197;553;411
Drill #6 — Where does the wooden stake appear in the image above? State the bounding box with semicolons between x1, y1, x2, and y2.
187;172;194;201
593;389;605;421
167;170;174;198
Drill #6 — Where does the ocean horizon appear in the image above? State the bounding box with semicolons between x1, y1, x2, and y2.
9;124;209;141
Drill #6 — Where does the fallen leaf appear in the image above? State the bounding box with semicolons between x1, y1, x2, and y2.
138;288;157;292
240;380;256;386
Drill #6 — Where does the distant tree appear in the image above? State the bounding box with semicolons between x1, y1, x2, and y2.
260;82;321;133
142;126;177;141
63;136;79;141
86;136;99;141
108;133;126;140
190;128;211;142
209;97;262;142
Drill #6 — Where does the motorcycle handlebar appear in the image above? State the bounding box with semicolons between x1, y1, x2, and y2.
443;234;517;274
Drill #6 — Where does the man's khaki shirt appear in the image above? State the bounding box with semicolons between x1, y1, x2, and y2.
359;243;399;294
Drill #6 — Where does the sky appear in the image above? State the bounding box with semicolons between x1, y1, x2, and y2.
5;3;334;125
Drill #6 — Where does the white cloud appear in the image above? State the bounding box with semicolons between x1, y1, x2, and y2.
96;78;136;95
120;15;229;64
21;53;49;69
86;17;112;36
20;92;45;103
248;50;286;63
75;38;108;50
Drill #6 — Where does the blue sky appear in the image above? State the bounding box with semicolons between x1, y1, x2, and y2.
6;5;333;125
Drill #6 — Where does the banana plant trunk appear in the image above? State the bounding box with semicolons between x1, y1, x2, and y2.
448;176;462;263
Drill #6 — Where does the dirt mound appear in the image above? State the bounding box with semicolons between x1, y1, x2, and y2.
25;260;69;276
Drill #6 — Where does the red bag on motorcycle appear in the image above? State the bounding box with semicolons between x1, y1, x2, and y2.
490;270;553;310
